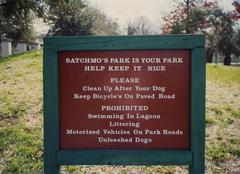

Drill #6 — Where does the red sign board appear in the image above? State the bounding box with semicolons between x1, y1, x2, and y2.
59;50;190;149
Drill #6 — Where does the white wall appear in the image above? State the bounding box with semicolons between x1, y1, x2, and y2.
17;43;27;53
28;43;40;50
0;39;12;57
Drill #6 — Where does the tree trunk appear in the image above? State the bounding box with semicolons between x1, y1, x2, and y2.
186;0;190;33
206;47;214;63
223;54;231;65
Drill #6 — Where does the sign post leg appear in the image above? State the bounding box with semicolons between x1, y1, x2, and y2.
190;47;206;174
44;49;60;174
189;157;205;174
44;161;59;174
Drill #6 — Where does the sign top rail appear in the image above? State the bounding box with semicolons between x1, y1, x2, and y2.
44;35;205;50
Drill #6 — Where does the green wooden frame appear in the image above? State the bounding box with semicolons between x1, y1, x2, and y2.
44;35;205;174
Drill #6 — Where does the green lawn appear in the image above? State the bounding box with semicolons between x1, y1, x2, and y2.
0;51;239;174
207;64;240;85
0;51;43;174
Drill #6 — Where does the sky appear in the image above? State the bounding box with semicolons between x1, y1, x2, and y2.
34;0;236;35
86;0;235;33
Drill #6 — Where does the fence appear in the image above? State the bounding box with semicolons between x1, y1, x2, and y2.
0;38;41;58
0;38;12;57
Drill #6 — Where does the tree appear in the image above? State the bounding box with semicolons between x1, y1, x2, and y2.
0;0;43;41
46;0;119;36
190;7;225;63
162;0;238;65
183;0;196;33
126;16;156;35
163;1;219;62
234;0;240;12
162;0;203;34
216;13;234;65
231;0;240;19
163;1;219;34
47;0;93;36
90;8;119;35
127;24;137;35
235;30;240;47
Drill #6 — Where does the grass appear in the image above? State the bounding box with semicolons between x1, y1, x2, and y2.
0;51;239;173
206;64;240;86
0;123;43;174
205;64;240;173
0;51;43;174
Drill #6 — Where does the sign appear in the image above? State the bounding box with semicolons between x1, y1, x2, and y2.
59;50;190;149
44;35;205;174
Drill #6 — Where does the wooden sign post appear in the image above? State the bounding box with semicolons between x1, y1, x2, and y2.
44;35;205;174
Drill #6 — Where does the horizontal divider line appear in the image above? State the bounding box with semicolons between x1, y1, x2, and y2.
57;150;192;165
